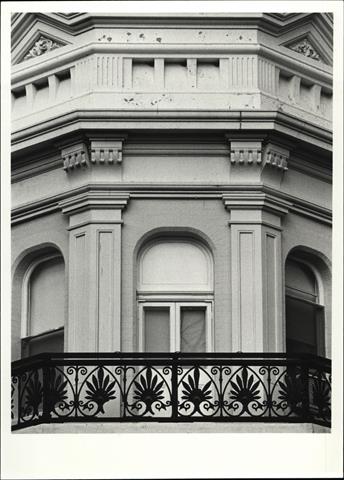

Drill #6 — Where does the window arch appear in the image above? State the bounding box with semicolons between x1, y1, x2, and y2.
21;253;65;357
285;256;325;356
137;237;214;352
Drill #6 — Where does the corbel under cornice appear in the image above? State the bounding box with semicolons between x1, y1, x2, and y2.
228;138;290;187
57;134;128;172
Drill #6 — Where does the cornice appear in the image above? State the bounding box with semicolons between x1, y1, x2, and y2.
12;13;332;42
11;183;332;226
11;110;332;156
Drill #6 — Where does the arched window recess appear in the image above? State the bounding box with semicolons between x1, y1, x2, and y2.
137;237;214;353
285;256;325;357
21;253;65;357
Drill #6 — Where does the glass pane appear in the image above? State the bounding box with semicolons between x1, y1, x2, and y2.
180;308;206;353
286;296;317;354
144;308;170;352
24;330;64;357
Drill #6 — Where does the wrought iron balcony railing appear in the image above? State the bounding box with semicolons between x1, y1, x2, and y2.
11;352;331;431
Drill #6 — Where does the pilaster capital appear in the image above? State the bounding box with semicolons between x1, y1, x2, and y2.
59;191;130;216
223;191;292;229
223;191;291;213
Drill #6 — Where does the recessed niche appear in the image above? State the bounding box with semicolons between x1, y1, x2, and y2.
320;90;332;119
33;77;49;108
197;59;220;90
56;69;71;99
164;59;188;91
278;71;293;102
132;59;154;90
12;86;26;115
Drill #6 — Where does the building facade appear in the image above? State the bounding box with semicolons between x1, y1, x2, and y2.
11;12;332;433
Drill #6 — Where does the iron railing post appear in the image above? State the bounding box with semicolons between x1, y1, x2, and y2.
301;362;310;423
171;352;179;420
42;362;51;424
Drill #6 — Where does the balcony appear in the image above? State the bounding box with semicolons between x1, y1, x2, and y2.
11;352;331;431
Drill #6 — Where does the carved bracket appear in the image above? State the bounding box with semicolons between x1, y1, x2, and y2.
230;141;262;165
90;139;124;165
62;142;89;171
59;136;127;173
229;139;289;186
262;143;289;171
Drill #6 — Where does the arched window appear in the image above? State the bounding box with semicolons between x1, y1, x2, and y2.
285;257;325;356
21;254;65;357
137;238;214;352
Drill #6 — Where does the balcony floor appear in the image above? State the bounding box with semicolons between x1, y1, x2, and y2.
14;421;329;434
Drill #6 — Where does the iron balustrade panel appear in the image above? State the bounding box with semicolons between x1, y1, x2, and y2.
11;353;331;430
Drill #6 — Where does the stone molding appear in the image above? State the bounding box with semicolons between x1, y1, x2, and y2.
60;136;127;172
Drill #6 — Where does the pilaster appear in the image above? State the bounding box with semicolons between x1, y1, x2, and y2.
59;191;130;352
223;191;291;353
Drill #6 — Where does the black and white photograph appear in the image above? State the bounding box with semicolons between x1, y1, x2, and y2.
1;1;343;478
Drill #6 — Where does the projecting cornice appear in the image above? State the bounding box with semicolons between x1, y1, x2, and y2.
11;110;332;159
11;13;332;45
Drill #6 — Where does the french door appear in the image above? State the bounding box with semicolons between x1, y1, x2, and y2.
138;301;213;353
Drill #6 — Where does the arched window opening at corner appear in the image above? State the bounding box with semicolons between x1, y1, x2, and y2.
285;258;325;356
21;255;65;357
137;238;214;353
